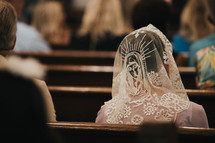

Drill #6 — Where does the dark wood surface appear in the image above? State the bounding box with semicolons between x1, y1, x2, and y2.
48;121;215;143
11;51;197;88
49;86;215;128
45;65;197;89
11;50;116;66
44;65;113;87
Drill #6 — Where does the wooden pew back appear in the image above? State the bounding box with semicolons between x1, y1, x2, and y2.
48;122;215;143
49;86;111;122
46;65;197;89
11;50;116;66
45;65;113;87
49;86;215;128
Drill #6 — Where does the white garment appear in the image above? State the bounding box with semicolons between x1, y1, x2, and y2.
14;22;51;52
96;25;208;127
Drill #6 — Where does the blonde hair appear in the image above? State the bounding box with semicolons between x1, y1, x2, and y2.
0;0;17;50
32;1;69;45
78;0;127;42
180;0;215;42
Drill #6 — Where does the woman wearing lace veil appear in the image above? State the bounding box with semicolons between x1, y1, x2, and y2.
96;25;209;128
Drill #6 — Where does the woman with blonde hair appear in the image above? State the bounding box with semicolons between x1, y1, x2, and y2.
172;0;215;66
32;1;71;48
70;0;129;51
180;0;214;42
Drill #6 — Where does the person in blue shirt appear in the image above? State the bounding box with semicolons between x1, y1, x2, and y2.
194;0;215;90
172;0;215;66
187;0;215;67
9;0;51;52
173;34;191;54
190;33;215;66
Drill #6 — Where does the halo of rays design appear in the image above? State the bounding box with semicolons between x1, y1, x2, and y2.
120;34;156;64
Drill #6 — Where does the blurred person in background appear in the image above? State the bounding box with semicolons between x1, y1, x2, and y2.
194;0;215;90
183;0;215;67
70;0;129;51
132;0;171;36
32;1;71;50
172;0;215;66
8;0;51;52
169;0;188;36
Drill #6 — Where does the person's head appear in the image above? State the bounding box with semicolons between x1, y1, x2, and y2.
132;0;171;34
115;25;169;82
0;0;17;55
206;0;215;25
180;0;215;42
78;0;127;42
32;1;65;44
113;24;188;100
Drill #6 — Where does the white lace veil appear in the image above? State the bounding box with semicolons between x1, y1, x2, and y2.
105;24;190;124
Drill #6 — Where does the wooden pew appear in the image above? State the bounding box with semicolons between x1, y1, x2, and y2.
45;65;113;87
178;67;196;89
11;50;116;66
45;65;197;89
49;86;111;122
49;86;215;128
48;122;215;143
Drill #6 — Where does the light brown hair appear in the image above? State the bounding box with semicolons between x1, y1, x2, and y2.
0;0;17;50
32;1;70;45
78;0;128;42
180;0;215;42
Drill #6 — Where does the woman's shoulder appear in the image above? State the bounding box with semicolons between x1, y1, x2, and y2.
189;101;205;112
176;101;209;128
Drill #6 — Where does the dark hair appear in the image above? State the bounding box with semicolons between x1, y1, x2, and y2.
132;0;171;34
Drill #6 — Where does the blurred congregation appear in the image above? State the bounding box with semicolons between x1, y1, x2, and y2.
1;0;215;142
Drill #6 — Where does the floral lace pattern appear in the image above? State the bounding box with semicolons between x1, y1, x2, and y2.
143;102;158;115
147;71;162;86
131;114;144;124
105;91;189;124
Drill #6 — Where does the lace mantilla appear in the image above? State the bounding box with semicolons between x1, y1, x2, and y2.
107;24;190;124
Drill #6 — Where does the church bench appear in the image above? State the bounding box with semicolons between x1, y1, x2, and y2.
48;121;215;143
49;86;215;128
11;50;115;66
45;65;197;89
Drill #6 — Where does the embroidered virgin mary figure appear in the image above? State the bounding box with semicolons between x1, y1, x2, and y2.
96;25;209;128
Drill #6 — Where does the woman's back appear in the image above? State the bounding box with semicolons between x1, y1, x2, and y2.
96;25;208;128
